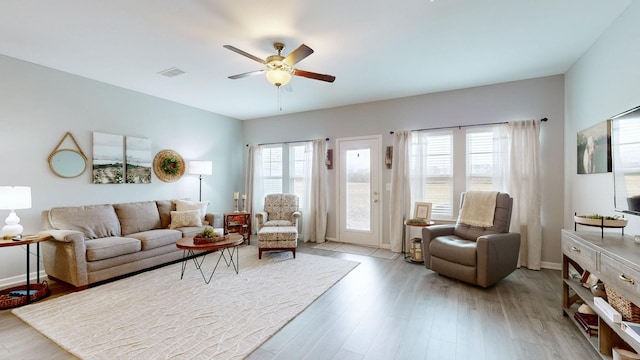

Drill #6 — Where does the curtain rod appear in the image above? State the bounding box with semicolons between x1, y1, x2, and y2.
389;117;548;134
246;138;330;147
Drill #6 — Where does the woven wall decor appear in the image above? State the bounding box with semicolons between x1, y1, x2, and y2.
153;149;185;183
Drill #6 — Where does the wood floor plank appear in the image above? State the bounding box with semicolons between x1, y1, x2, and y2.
0;241;601;360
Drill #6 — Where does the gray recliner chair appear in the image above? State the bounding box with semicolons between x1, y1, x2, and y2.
421;192;521;288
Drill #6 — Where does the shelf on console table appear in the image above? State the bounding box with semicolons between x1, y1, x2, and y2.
562;229;640;358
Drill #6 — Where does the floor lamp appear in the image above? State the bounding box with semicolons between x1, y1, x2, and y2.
188;161;212;202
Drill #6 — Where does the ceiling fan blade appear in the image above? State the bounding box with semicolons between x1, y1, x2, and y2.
283;44;314;66
228;70;265;79
223;45;266;64
293;69;336;83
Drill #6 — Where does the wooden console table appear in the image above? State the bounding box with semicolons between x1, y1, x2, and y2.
562;229;640;357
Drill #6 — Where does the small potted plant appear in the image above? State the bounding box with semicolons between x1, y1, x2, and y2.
193;227;223;244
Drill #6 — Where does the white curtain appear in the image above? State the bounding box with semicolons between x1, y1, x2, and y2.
246;145;263;235
303;139;328;243
389;131;411;253
506;120;542;270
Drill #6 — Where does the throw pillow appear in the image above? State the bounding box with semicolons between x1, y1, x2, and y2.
174;199;209;224
169;210;203;229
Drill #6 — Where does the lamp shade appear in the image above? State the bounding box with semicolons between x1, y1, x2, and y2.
0;186;32;210
266;69;292;87
189;161;212;176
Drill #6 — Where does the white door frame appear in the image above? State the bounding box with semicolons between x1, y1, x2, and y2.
335;135;383;247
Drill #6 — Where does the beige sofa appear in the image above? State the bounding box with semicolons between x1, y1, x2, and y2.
40;200;222;289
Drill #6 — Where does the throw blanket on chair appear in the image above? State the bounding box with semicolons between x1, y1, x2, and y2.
458;191;499;227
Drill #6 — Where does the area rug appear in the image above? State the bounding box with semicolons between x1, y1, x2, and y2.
12;246;359;360
312;241;399;260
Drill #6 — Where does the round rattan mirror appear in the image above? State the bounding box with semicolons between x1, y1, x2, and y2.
49;149;87;178
48;132;88;178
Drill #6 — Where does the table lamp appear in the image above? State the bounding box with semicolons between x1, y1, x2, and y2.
0;186;32;239
188;161;212;202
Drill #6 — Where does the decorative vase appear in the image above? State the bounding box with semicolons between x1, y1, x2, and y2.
591;282;607;300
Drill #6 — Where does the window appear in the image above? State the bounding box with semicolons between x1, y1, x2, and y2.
260;142;311;206
467;130;492;191
288;144;308;200
261;145;283;194
409;125;505;220
410;130;453;218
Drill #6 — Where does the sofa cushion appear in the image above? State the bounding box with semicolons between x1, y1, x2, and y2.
48;204;121;239
169;210;202;229
264;220;295;227
178;226;212;238
264;194;298;221
156;200;175;229
126;229;182;250
429;235;477;267
175;199;209;224
85;237;141;261
114;201;162;235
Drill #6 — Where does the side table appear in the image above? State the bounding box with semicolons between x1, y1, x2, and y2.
0;234;51;309
224;212;251;244
403;220;434;264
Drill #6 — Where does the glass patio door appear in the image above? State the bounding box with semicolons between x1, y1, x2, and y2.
336;136;381;247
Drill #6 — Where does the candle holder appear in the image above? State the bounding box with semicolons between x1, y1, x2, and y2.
242;199;246;212
234;199;239;213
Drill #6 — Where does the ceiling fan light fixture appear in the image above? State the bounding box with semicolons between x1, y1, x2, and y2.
266;68;291;87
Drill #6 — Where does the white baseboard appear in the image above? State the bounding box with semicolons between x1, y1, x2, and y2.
0;270;48;289
540;261;561;271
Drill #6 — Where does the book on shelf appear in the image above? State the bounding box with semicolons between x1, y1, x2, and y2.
580;270;599;288
574;312;598;337
594;297;622;323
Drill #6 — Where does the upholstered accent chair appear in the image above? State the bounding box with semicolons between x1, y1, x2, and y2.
421;192;521;288
256;194;301;259
255;194;301;231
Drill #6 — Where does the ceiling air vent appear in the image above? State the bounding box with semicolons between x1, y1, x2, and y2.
158;67;185;77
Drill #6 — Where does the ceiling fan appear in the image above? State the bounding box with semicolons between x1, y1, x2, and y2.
223;42;336;87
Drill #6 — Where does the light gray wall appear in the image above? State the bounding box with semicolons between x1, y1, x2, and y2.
0;54;243;285
565;2;640;237
244;75;565;267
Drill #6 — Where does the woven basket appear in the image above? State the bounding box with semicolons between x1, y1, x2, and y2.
0;281;50;310
193;235;228;244
605;284;640;323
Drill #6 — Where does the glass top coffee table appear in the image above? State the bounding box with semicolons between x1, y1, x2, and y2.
176;233;243;284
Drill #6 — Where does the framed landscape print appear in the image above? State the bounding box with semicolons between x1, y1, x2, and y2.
92;132;124;184
577;120;612;174
125;136;152;184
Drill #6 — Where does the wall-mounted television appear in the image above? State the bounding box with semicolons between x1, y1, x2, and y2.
612;105;640;216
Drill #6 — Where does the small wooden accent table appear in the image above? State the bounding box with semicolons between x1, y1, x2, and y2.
0;234;51;308
403;220;435;264
176;233;243;284
224;212;251;244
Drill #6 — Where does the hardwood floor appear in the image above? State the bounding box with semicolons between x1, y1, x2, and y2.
1;241;598;360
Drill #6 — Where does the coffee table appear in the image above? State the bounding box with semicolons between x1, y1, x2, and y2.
176;233;243;284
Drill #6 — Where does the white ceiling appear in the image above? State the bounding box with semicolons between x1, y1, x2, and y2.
0;1;632;120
